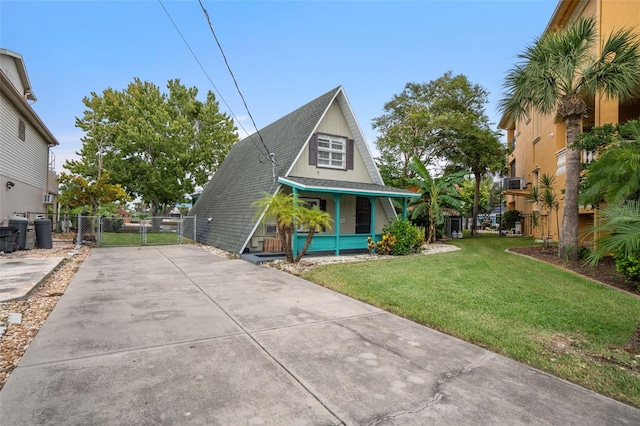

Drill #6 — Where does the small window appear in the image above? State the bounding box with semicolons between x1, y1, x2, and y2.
18;119;25;141
265;224;277;235
317;135;345;169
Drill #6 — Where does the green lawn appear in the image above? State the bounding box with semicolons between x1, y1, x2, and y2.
100;232;192;246
303;235;640;407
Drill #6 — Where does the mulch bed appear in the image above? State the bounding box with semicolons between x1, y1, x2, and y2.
509;245;639;296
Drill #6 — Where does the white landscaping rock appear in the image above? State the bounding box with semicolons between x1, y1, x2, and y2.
8;313;22;325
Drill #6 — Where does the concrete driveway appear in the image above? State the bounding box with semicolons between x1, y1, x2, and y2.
1;245;638;425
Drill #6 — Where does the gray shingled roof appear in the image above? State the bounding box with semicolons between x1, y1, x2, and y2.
187;87;341;253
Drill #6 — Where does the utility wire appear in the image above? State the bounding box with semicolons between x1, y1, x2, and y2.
157;0;270;163
197;0;277;166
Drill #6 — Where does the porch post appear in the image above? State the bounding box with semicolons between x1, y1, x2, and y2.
402;197;408;220
333;193;341;256
292;188;298;258
369;197;376;241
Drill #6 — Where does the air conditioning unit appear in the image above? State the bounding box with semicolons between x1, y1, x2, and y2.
502;177;526;191
43;194;54;204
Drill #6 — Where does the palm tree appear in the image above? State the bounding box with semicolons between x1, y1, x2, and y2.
408;156;465;243
253;192;333;263
500;16;640;260
295;206;332;262
526;173;560;247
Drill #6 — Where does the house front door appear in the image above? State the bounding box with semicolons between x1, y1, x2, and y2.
355;197;371;234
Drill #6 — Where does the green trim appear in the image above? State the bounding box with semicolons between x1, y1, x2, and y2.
293;187;298;257
369;196;376;239
334;194;341;256
278;177;420;198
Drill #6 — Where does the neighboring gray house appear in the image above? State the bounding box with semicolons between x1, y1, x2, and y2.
0;49;59;221
188;86;419;256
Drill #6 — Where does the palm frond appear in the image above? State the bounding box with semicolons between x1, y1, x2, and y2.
585;201;640;266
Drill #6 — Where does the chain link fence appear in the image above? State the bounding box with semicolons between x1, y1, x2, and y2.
74;215;198;247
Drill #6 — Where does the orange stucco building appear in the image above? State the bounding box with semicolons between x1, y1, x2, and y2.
499;0;640;246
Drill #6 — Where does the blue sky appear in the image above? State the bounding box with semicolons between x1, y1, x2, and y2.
1;0;558;173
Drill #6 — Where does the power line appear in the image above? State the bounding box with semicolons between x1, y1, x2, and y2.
157;0;271;163
197;0;277;166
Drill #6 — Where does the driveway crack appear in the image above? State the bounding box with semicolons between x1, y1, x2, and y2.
367;352;494;426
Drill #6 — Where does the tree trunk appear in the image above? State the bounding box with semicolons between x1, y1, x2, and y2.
559;114;581;261
428;210;436;244
625;320;640;353
279;224;294;263
294;229;316;262
472;172;481;236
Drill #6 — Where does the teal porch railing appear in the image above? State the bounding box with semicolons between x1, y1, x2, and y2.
295;233;379;254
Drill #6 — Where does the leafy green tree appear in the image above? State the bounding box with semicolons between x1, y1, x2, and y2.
58;171;128;216
500;17;640;260
459;177;492;229
73;78;237;223
445;126;506;235
373;72;491;182
408;156;465;243
253;192;333;263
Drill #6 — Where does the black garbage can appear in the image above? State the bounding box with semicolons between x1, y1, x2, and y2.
8;216;28;249
34;219;53;249
0;226;18;253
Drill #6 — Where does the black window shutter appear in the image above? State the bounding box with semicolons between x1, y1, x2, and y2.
346;139;354;170
309;133;317;165
320;199;326;211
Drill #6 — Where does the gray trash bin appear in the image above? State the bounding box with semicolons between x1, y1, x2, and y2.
8;215;28;249
0;226;18;253
34;219;53;249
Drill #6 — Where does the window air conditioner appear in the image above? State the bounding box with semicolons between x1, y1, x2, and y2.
43;194;54;204
502;177;526;191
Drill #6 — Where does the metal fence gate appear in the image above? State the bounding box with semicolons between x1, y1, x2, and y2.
76;215;199;247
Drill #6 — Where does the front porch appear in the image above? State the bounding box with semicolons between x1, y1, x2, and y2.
247;176;420;258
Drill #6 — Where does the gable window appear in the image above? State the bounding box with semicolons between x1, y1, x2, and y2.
318;134;346;168
309;133;354;170
18;119;25;141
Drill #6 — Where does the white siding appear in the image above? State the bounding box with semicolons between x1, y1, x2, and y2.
0;95;49;188
0;55;26;96
0;176;47;219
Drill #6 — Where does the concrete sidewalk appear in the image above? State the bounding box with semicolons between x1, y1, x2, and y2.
0;257;65;302
1;245;638;425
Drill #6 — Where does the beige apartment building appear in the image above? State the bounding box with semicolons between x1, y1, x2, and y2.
499;0;640;245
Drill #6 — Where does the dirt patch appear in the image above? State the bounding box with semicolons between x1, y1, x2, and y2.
508;245;639;297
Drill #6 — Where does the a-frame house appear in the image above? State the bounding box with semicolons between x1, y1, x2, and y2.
188;86;419;257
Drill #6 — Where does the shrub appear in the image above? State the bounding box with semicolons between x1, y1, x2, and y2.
376;233;396;255
613;250;640;282
578;246;592;261
501;209;521;231
382;218;423;256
